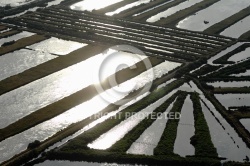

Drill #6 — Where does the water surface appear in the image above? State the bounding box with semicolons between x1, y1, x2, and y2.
215;94;250;109
106;0;151;16
221;16;250;38
177;0;250;31
127;98;175;155
71;0;124;11
147;0;203;23
27;37;87;55
0;49;56;81
174;95;195;157
0;31;34;46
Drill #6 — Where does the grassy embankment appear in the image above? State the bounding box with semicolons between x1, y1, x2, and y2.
190;93;218;158
154;92;187;155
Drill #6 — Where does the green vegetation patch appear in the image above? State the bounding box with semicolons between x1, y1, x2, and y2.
190;93;218;158
154;92;188;155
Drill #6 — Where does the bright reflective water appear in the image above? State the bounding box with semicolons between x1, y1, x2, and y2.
228;46;250;62
27;37;87;55
200;95;250;162
0;58;179;163
231;70;250;77
207;81;250;88
0;0;36;7
0;49;56;81
221;15;250;38
215;94;250;109
0;31;34;46
207;42;244;65
147;0;203;23
240;119;250;133
71;0;124;11
177;0;250;31
0;50;145;129
106;0;151;16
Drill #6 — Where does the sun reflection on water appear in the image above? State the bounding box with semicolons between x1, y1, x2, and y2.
70;0;124;11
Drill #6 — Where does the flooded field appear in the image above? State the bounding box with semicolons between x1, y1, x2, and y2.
106;0;151;16
1;0;250;165
0;31;34;46
207;81;250;88
127;99;175;155
27;37;87;55
71;0;124;11
0;49;56;81
221;15;250;38
177;0;250;31
0;0;36;7
147;0;203;23
215;94;250;109
174;95;195;157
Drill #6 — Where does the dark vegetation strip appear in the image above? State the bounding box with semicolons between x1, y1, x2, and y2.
19;6;234;44
59;80;185;152
207;59;250;77
201;77;250;82
33;9;214;53
0;44;109;96
191;64;222;77
213;43;250;65
155;0;220;27
193;78;250;149
46;149;220;166
127;0;185;21
190;93;218;158
239;29;250;40
231;108;250;119
15;18;195;61
0;57;163;141
108;91;180;152
204;6;250;34
153;92;188;155
34;8;222;50
20;13;205;58
15;11;219;59
0;34;47;56
213;87;250;94
0;30;20;38
0;25;7;31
